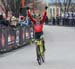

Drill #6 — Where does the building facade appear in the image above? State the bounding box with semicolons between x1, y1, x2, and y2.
47;2;75;19
47;3;61;19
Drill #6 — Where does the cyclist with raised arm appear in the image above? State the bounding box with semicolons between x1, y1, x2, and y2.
27;6;48;61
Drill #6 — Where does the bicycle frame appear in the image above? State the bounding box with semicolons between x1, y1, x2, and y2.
35;39;43;56
35;38;45;65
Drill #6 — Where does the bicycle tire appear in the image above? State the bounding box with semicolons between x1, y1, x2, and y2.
42;53;45;63
41;41;45;63
36;39;45;65
36;45;42;65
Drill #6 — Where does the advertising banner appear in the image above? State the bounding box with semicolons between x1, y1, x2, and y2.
7;29;16;49
25;27;30;40
0;29;8;52
22;27;26;44
0;25;31;52
30;27;34;39
16;29;20;46
19;27;26;45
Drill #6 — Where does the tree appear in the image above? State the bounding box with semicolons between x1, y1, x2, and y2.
1;0;9;17
1;0;21;17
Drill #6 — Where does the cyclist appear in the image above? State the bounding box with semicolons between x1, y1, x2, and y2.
27;6;48;60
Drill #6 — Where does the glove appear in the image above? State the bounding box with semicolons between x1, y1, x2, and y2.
45;6;48;10
26;7;30;10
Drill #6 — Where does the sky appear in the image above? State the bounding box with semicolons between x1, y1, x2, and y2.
43;0;75;3
43;0;64;3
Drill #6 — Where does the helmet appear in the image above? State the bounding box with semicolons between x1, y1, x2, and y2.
34;13;41;18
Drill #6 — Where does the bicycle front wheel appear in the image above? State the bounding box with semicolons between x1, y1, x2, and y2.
36;45;42;65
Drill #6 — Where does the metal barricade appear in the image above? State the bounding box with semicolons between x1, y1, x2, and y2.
7;28;16;51
15;27;20;47
19;26;26;46
0;27;8;52
0;25;34;53
25;26;31;43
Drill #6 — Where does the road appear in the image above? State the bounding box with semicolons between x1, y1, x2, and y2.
0;25;75;69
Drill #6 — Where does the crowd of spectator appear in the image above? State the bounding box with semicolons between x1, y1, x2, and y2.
49;12;75;27
0;12;32;28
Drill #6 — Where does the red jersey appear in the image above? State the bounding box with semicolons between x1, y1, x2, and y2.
28;10;47;33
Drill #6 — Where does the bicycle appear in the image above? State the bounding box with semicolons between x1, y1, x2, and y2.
35;36;45;65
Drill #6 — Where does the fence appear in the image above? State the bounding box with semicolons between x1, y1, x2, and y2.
0;26;34;53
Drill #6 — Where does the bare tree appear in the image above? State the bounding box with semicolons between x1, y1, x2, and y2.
1;0;9;17
1;0;21;17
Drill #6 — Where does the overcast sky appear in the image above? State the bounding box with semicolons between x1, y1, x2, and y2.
43;0;64;3
43;0;75;3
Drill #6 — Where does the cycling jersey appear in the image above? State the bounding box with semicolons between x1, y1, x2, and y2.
28;10;47;33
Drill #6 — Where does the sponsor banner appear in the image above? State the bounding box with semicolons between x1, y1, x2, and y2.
22;28;25;42
25;29;30;40
30;28;34;39
30;31;34;38
16;30;20;44
8;34;15;46
8;29;15;47
0;29;8;51
1;33;5;48
20;27;26;45
0;26;32;52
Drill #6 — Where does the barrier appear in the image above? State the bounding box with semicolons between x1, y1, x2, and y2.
7;28;16;50
15;27;20;47
0;25;34;53
0;28;8;52
30;27;34;39
19;26;27;46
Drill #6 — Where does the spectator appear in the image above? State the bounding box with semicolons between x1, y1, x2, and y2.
45;16;48;25
52;17;55;25
10;16;18;27
0;12;9;26
19;15;24;22
18;15;32;27
56;16;60;25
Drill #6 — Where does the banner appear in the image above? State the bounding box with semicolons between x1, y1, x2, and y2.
16;29;20;46
7;29;16;49
30;27;34;39
0;29;8;52
1;33;5;48
0;25;31;52
25;27;30;40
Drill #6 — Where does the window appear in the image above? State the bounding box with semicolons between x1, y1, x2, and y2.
53;8;55;16
50;8;52;17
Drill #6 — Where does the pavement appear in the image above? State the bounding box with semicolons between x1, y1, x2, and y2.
0;25;75;69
